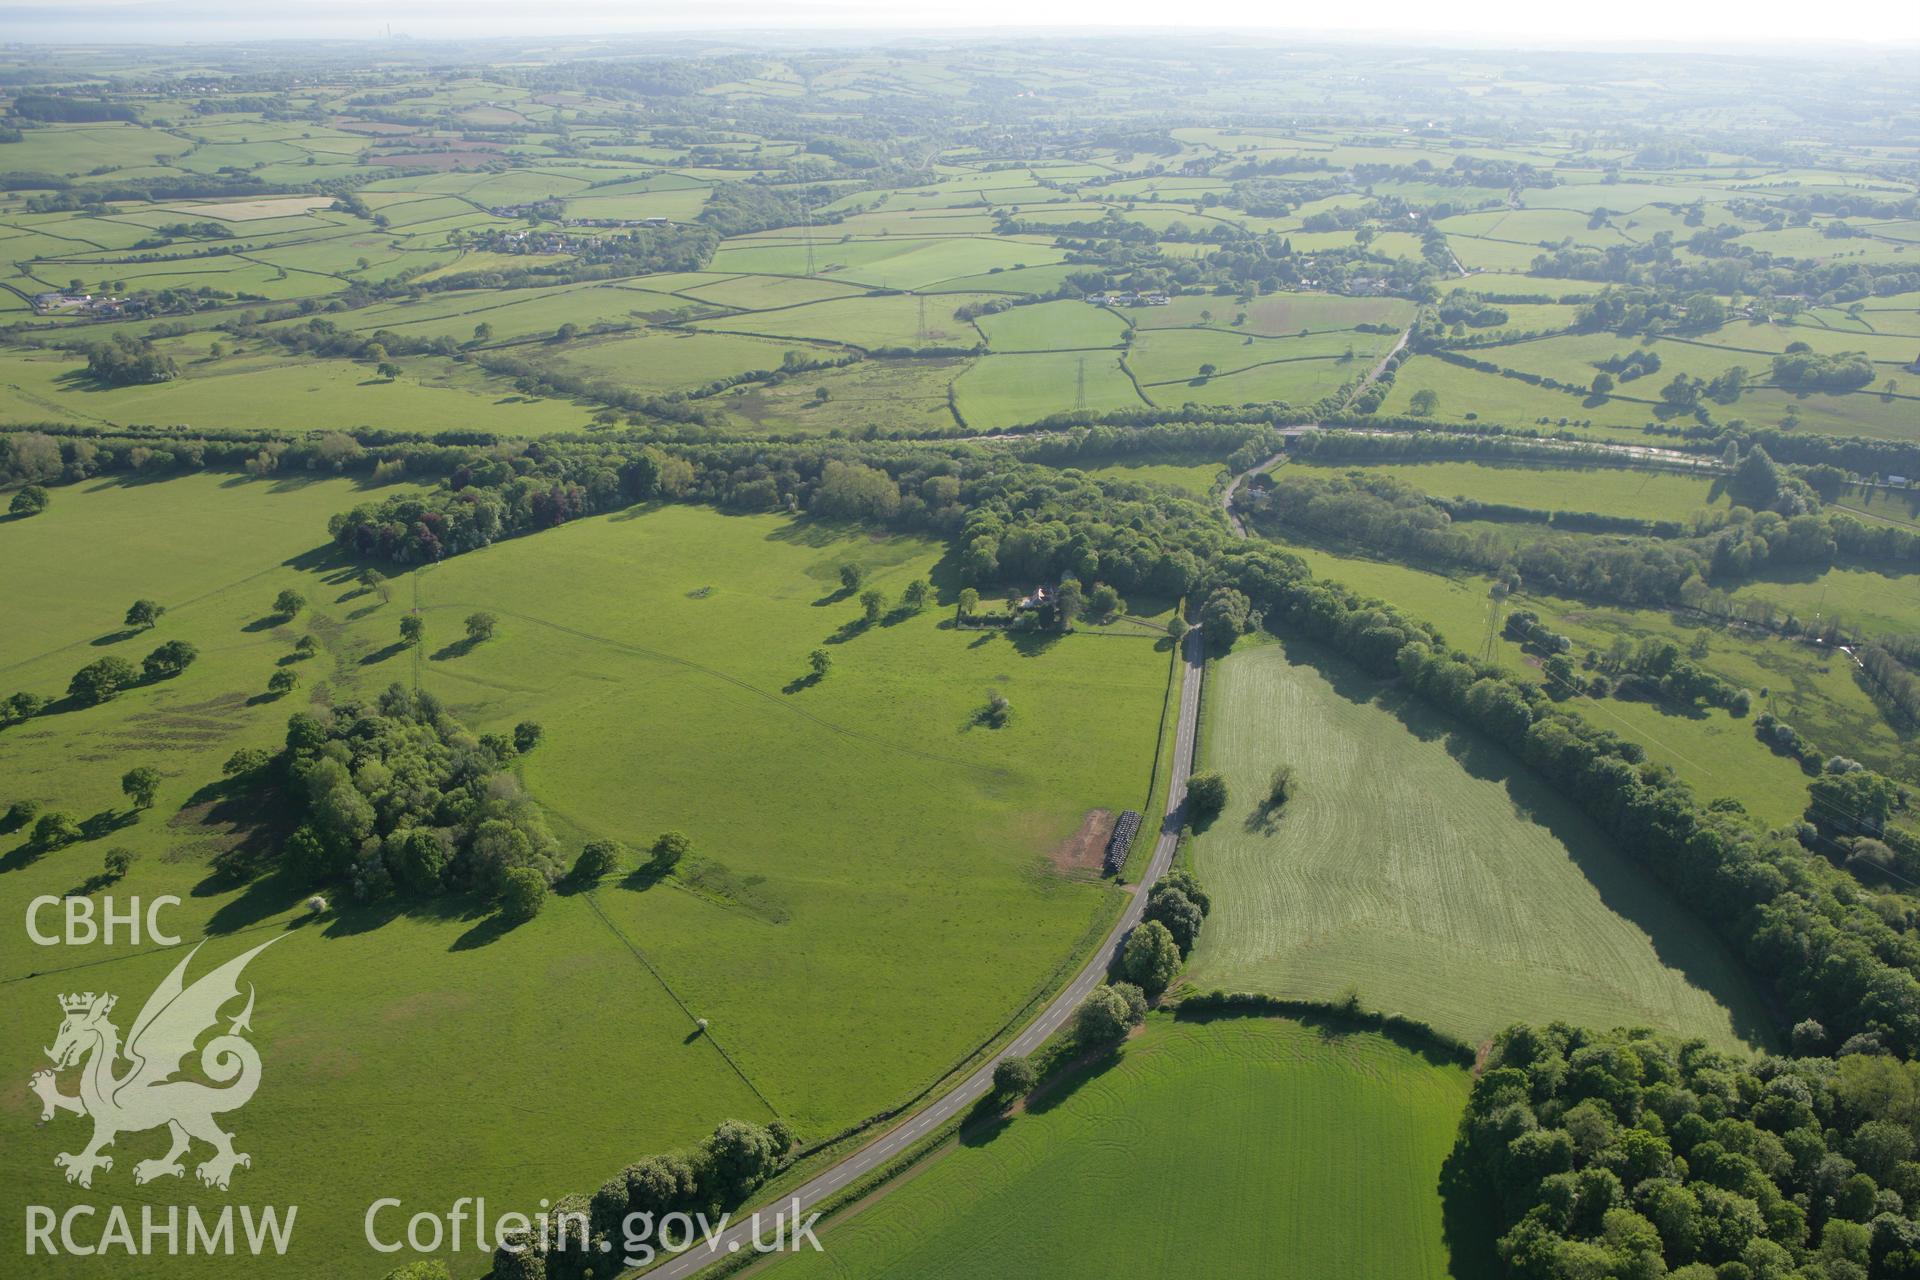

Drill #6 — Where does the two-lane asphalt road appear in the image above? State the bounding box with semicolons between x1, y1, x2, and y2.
645;627;1206;1277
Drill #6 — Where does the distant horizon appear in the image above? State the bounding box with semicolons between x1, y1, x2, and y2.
2;3;1918;52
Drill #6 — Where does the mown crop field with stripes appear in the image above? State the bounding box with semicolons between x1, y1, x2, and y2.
1183;638;1774;1050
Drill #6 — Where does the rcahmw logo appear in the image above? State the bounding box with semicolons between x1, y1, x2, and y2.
24;937;299;1257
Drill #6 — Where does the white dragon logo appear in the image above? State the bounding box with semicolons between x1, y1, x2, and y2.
30;937;279;1191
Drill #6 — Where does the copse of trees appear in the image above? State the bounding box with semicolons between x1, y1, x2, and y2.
1;692;48;727
491;1116;793;1278
1458;1023;1920;1278
67;656;137;704
142;639;197;681
1144;868;1211;958
1236;463;1912;614
82;335;177;387
271;683;564;912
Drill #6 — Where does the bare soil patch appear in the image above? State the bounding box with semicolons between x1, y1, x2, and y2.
1050;808;1114;876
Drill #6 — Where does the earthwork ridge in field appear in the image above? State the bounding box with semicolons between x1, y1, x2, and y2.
417;595;1017;781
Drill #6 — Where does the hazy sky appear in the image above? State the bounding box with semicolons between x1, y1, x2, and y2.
2;0;1916;47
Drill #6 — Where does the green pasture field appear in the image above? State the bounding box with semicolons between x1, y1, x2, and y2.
1437;207;1633;248
951;351;1144;428
1273;542;1894;810
1379;355;1680;436
1143;354;1354;409
555;328;814;392
691;292;998;350
975;299;1128;352
0;476;764;1280
0;483;1170;1275
1130;327;1387;388
706;238;1062;290
1833;484;1920;527
746;210;1006;240
0;345;593;435
331;282;704;342
1446;328;1920;440
0;123;188;175
1077;454;1226;496
1679;322;1920;366
677;274;870;310
1136;289;1413;337
562;189;713;222
1295;458;1724;522
763;1014;1472;1280
1445;236;1554;272
920;263;1084;296
1185;638;1773;1049
1445;303;1582;336
400;503;1170;1135
714;356;964;436
1727;562;1920;640
408;250;575;283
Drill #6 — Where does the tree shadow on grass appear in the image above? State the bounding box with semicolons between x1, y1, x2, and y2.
761;514;866;549
430;636;481;662
1281;635;1782;1052
957;1097;1014;1146
1243;798;1289;835
1008;628;1064;658
1024;1044;1123;1117
64;871;119;898
620;863;669;893
359;641;409;666
282;542;353;574
823;617;872;645
607;499;667;524
0;839;49;874
450;912;520;951
1439;1147;1504;1280
91;628;142;647
198;867;313;935
782;671;823;695
811;586;856;608
79;808;137;842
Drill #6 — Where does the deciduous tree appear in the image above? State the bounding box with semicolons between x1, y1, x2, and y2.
1122;919;1180;994
120;766;160;810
